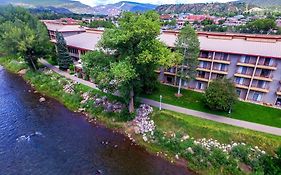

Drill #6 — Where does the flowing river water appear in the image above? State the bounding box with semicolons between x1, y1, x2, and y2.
0;66;193;175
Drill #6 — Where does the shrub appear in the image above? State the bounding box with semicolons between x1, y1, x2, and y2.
204;78;238;112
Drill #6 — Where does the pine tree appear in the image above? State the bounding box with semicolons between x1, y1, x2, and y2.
55;31;73;70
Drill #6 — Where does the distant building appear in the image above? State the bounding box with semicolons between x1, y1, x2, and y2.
160;14;174;22
43;22;86;40
186;14;212;23
82;17;106;23
276;19;281;28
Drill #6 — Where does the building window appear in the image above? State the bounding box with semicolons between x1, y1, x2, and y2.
197;82;204;90
235;77;244;84
166;76;173;84
253;92;262;102
236;89;241;97
276;97;281;107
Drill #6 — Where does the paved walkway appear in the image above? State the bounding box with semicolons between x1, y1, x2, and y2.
39;59;281;137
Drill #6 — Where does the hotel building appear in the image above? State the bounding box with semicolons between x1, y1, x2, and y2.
43;22;281;107
159;31;281;107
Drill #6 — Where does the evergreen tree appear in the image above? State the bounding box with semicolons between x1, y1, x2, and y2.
55;31;73;70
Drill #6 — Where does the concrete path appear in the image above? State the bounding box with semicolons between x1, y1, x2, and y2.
39;59;281;137
40;59;99;90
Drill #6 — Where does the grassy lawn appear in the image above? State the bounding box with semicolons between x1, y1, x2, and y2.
142;84;281;128
152;109;281;153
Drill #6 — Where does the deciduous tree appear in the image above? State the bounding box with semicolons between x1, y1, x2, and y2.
175;24;200;96
83;11;182;113
0;6;52;70
204;78;238;112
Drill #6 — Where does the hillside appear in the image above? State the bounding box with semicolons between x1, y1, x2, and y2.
156;2;256;15
0;0;156;15
0;0;94;14
239;0;281;7
91;1;157;15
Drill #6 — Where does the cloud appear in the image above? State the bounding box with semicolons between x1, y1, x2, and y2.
75;0;235;6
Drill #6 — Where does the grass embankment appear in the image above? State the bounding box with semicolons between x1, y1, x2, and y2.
143;84;281;128
1;57;281;175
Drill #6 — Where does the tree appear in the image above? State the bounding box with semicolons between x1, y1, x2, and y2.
237;19;277;34
83;11;182;113
0;6;53;70
88;20;115;29
175;24;200;96
201;19;214;26
204;78;238;112
55;31;73;70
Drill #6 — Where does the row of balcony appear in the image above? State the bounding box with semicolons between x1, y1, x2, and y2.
237;61;277;70
198;57;231;64
235;72;273;82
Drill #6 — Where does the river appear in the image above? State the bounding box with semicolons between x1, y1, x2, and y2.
0;66;192;175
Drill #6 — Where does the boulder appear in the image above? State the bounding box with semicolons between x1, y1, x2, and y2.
94;98;102;106
105;103;114;112
18;69;27;75
39;97;46;103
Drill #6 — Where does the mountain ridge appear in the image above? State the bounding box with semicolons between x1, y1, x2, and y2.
0;0;157;15
239;0;281;7
156;2;254;15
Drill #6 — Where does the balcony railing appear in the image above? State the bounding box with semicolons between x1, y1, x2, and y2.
199;54;212;59
235;83;250;89
256;62;277;70
250;84;269;93
277;87;281;95
237;61;256;67
253;74;273;81
212;68;228;75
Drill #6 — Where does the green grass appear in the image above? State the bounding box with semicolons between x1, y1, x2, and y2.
2;57;281;174
142;84;281;128
152;110;281;154
0;57;27;73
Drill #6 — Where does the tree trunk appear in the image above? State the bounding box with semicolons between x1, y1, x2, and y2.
177;77;182;95
29;56;37;70
159;67;165;82
128;88;134;113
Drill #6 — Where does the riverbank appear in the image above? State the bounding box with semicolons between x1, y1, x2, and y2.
1;57;281;175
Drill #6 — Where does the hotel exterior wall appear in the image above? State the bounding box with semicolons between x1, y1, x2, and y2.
159;51;281;107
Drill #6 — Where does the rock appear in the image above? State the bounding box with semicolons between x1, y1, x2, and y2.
18;69;27;75
39;97;46;103
134;126;140;134
105;103;114;112
175;154;179;159
182;135;190;140
101;96;108;102
95;98;102;106
78;108;85;112
142;135;148;142
187;147;194;154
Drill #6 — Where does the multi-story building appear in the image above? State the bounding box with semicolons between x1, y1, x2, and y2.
159;31;281;107
43;22;281;107
43;21;86;40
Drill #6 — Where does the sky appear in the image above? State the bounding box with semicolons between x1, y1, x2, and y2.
75;0;235;6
